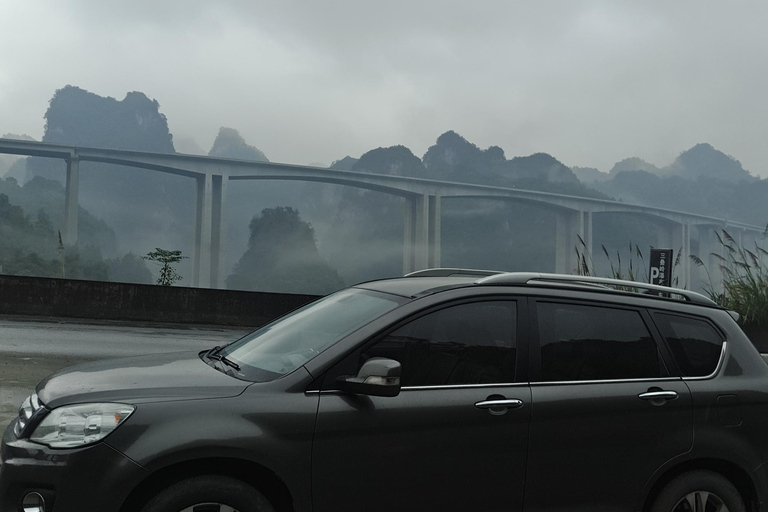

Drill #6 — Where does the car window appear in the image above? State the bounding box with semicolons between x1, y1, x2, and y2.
222;288;403;381
653;313;724;377
359;301;517;386
537;302;660;382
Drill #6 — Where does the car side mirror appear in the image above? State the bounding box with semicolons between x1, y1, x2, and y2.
337;357;402;397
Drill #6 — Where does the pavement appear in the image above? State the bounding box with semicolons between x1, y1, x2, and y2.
0;315;252;431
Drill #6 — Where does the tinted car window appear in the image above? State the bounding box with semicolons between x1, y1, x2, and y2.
654;313;724;377
538;302;660;382
360;301;516;386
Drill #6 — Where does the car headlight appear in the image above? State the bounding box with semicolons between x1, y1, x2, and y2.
14;392;43;437
29;403;135;448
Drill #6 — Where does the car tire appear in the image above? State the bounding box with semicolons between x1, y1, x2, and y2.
650;470;746;512
139;475;276;512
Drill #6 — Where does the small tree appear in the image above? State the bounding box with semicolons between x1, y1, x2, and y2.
142;248;187;286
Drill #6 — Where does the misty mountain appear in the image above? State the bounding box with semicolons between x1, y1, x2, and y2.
423;130;505;181
35;85;174;152
354;145;426;176
423;131;607;199
226;207;344;294
321;134;613;283
1;133;37;180
329;156;359;170
320;146;423;284
665;143;755;183
585;143;767;226
9;84;767;293
205;127;348;287
1;133;35;142
207;127;315;278
609;157;661;176
209;127;269;162
18;86;195;271
593;169;768;227
0;176;117;254
581;145;755;186
174;137;206;155
571;166;609;183
4;85;620;288
507;153;583;187
567;144;768;281
0;185;151;283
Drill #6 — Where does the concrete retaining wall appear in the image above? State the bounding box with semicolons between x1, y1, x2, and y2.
0;275;320;327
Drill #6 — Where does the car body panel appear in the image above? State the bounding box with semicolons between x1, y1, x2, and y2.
524;379;693;512
104;367;319;512
313;385;532;512
1;420;148;512
36;351;250;408
3;276;768;512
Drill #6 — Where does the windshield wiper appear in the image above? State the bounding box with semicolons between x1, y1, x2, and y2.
206;345;241;371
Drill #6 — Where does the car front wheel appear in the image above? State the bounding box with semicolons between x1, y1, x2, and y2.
650;470;746;512
139;475;276;512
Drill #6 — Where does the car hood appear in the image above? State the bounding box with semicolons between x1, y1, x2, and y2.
37;351;251;409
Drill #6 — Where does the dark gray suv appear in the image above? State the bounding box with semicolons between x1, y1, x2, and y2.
2;270;768;512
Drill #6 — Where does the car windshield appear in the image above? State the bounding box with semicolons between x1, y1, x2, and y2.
221;288;403;381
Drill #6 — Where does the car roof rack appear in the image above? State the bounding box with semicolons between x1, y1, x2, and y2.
404;268;504;278
475;272;716;306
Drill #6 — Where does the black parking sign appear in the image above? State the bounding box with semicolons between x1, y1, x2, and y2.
650;249;673;287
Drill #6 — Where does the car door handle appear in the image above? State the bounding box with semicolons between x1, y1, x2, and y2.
474;399;524;410
638;390;678;401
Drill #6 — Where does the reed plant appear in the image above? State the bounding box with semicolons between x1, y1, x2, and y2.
574;236;682;289
690;228;768;328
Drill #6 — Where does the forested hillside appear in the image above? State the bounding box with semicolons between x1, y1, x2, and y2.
0;178;151;282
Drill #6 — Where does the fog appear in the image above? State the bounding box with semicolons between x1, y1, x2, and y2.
1;1;768;293
2;1;768;176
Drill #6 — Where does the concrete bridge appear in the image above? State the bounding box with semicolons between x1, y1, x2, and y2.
0;138;764;289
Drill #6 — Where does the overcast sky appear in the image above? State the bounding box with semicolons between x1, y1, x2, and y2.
2;0;767;176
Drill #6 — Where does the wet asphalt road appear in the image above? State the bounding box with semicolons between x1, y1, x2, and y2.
0;316;252;432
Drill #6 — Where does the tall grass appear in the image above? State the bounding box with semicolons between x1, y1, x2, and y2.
574;236;682;288
690;228;768;327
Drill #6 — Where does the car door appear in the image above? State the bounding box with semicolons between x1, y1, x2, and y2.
311;299;530;512
523;299;693;512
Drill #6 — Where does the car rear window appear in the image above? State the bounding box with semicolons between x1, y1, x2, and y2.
537;302;660;382
653;313;724;377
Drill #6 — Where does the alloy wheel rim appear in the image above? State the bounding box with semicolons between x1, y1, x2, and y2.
180;504;239;512
672;491;729;512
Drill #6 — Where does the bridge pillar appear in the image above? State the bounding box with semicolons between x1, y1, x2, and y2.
698;225;724;294
193;173;213;288
578;209;593;271
62;156;79;246
403;194;441;274
209;174;228;289
430;195;441;268
743;230;756;251
555;211;580;274
734;228;744;248
555;210;592;275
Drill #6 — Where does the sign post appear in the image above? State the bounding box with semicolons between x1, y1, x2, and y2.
649;249;673;287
